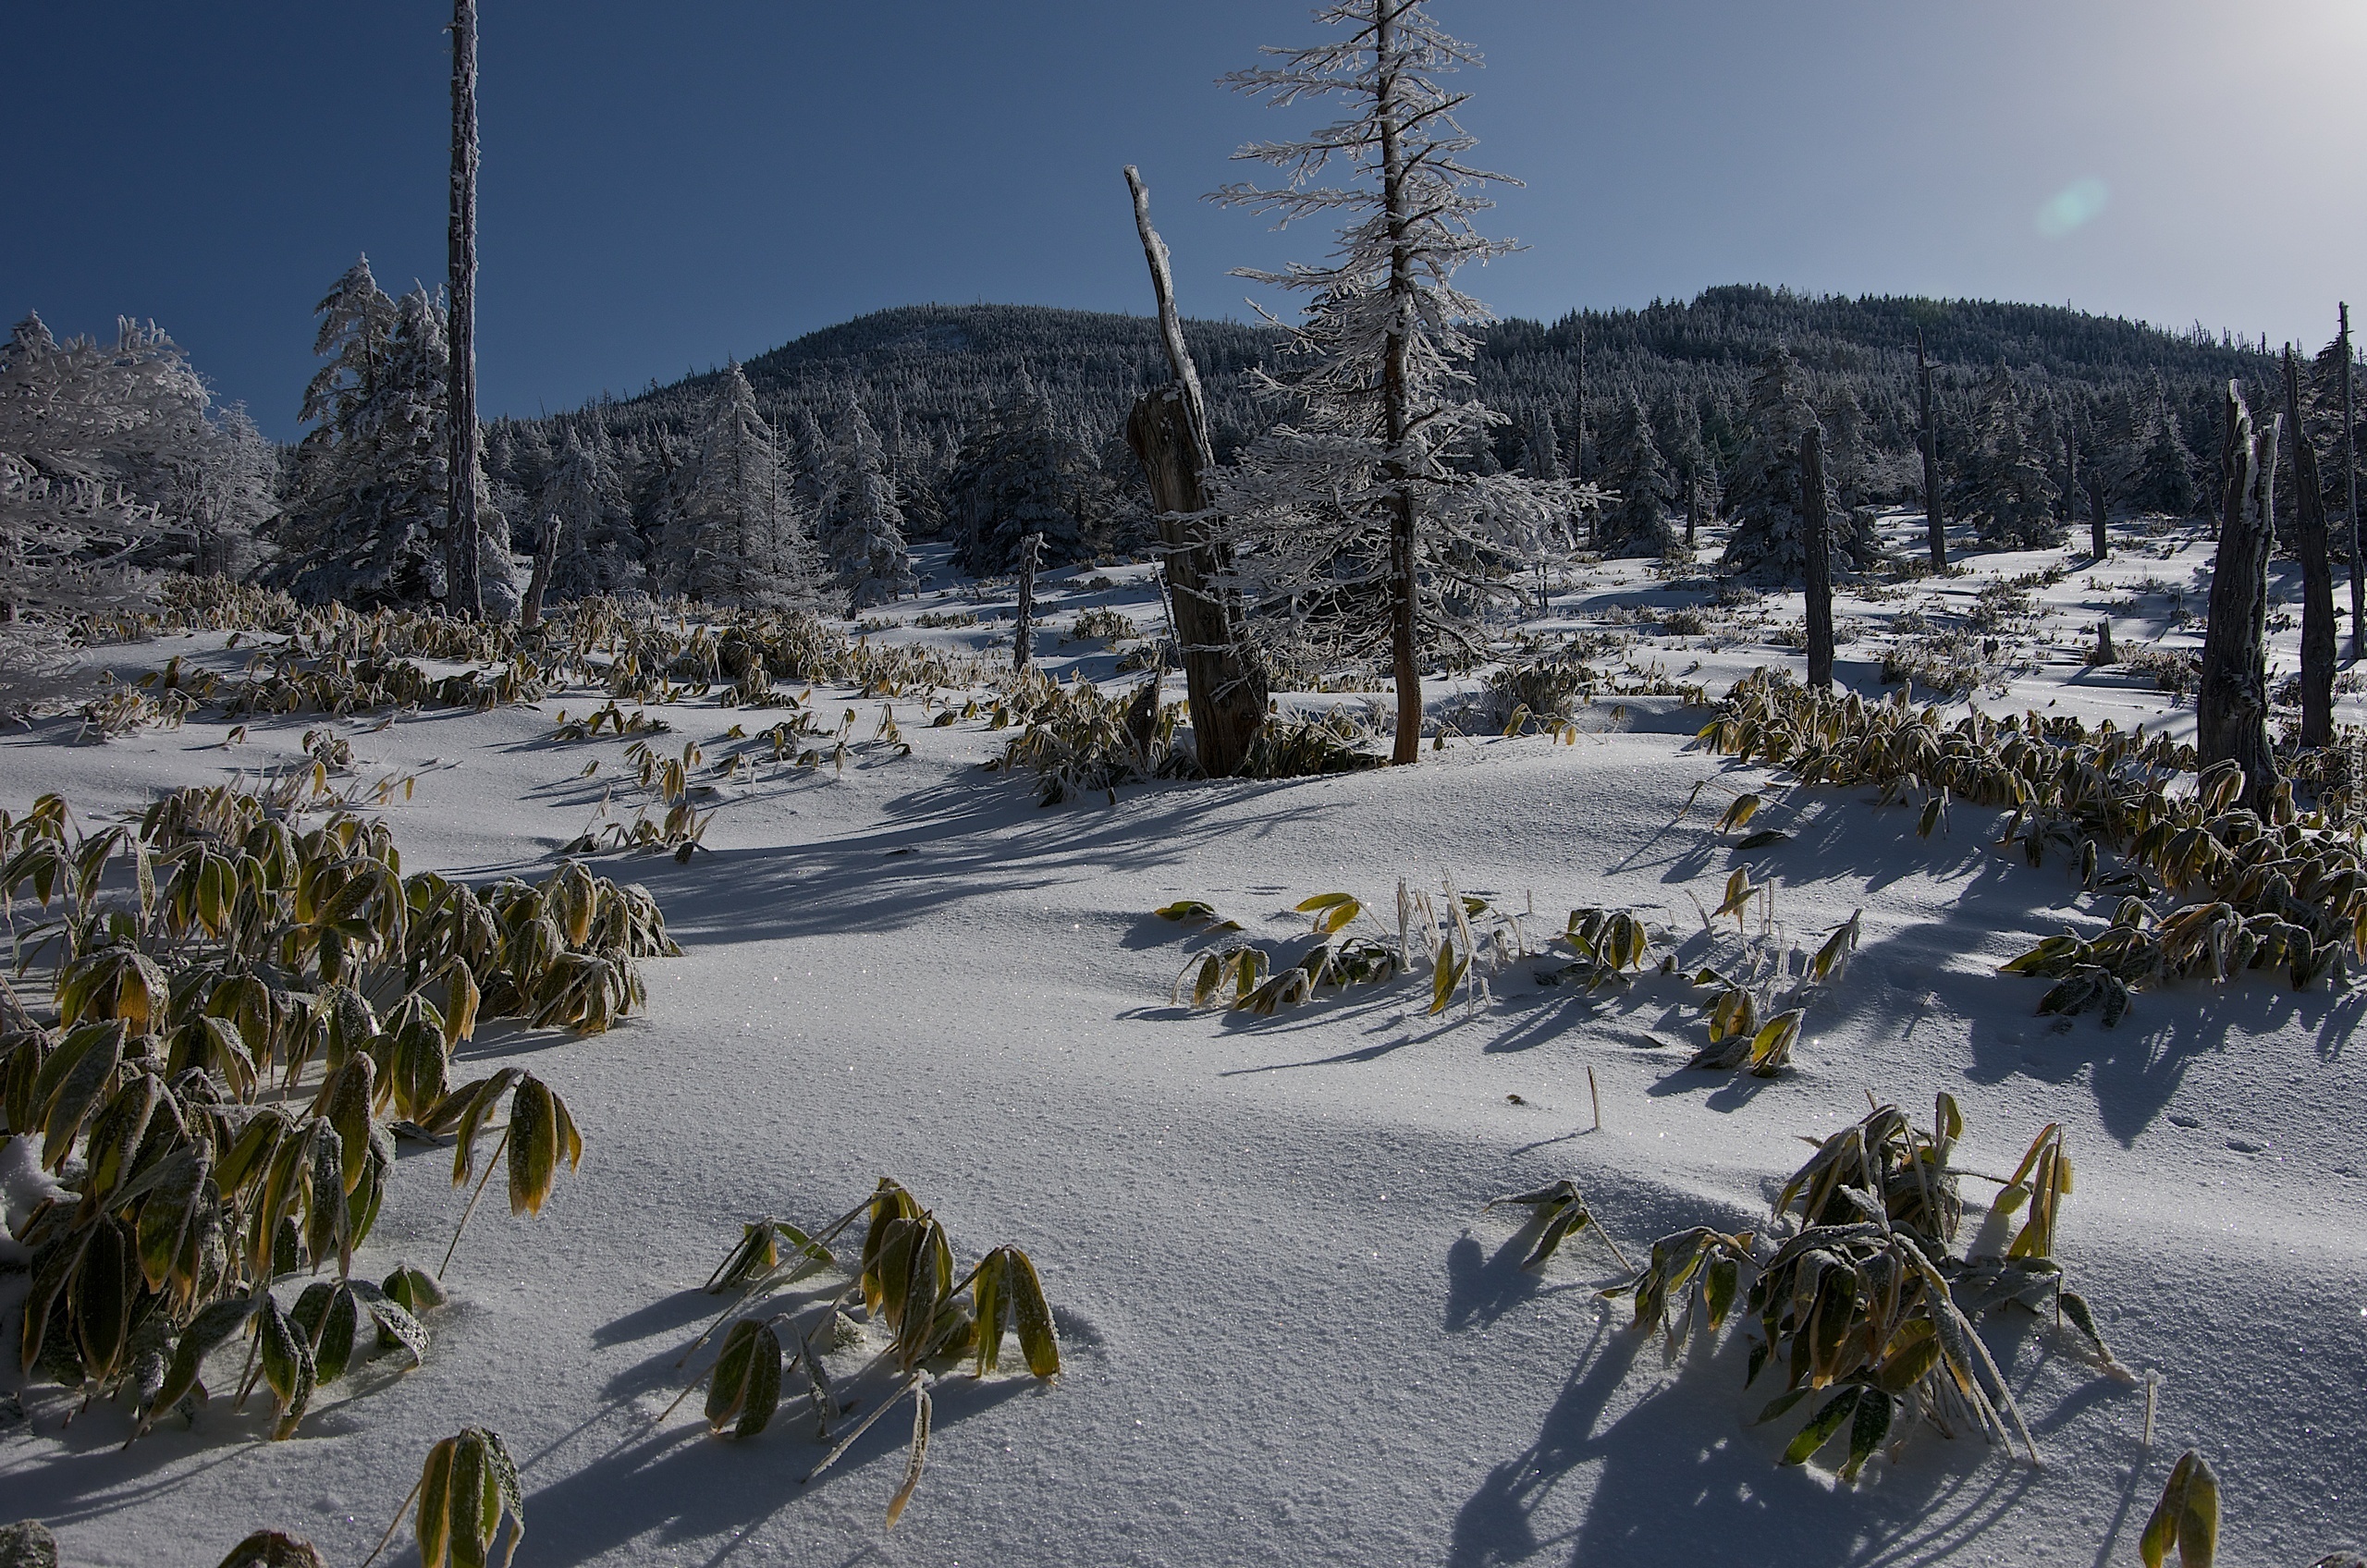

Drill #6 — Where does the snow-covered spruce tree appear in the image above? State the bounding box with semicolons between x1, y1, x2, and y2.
1721;345;1879;583
0;312;274;615
541;424;644;599
787;405;836;550
658;363;816;607
825;394;916;607
1953;364;2060;548
1598;395;1673;557
1817;384;1870;512
2132;383;2200;517
277;268;516;612
946;376;1088;574
1213;0;1566;764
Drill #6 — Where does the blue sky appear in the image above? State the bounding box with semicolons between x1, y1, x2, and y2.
7;2;2362;438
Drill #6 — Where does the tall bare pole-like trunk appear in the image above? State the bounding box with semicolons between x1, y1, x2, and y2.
1121;166;1268;778
2343;303;2361;662
1375;1;1422;766
2284;347;2336;748
1801;424;1834;691
2089;466;2109;561
520;514;559;629
2063;399;2082;544
446;0;484;619
1917;329;1946;570
2198;381;2281;813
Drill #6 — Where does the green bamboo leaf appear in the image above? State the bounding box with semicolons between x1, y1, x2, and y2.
705;1318;783;1439
257;1293;315;1441
1779;1386;1862;1466
1005;1247;1061;1378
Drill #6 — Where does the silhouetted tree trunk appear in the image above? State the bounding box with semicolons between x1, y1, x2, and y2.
1801;424;1834;690
2199;382;2281;812
2089;466;2109;559
445;0;483;619
1013;531;1042;673
1917;330;1946;570
2284;347;2336;748
1121;165;1268;777
2065;404;2083;545
1684;475;1699;548
2344;303;2361;663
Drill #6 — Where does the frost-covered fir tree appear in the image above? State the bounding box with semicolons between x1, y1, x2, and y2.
2132;387;2200;517
825;394;915;607
0;311;275;614
945;376;1087;574
1213;0;1567;763
1954;365;2060;547
541;424;644;599
1598;395;1673;557
1721;346;1880;582
1817;385;1870;512
659;363;816;607
278;260;516;611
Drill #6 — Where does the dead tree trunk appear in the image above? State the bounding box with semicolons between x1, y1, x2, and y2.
520;515;560;629
1120;166;1268;778
1801;423;1834;691
1013;532;1042;674
2198;382;2282;812
1684;474;1699;548
2284;347;2336;748
2065;405;2083;548
2089;467;2109;559
1918;329;1947;570
2343;303;2361;662
445;0;484;620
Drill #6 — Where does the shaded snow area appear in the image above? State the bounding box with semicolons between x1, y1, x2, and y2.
2;514;2363;1567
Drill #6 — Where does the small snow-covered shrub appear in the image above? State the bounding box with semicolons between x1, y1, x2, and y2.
1068;607;1137;645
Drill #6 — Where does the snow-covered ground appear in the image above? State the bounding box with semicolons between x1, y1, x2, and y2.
3;515;2363;1566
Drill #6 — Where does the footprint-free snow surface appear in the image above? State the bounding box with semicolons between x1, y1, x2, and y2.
3;516;2362;1566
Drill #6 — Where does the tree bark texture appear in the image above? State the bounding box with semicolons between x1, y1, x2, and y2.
1122;165;1267;777
1126;391;1269;776
2089;469;2109;559
1800;423;1834;691
1375;3;1422;765
2198;382;2281;811
1013;532;1041;674
1917;330;1946;570
446;0;484;619
2283;348;2336;748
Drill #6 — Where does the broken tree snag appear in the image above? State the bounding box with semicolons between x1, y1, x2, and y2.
2198;381;2282;812
1800;423;1834;691
2284;346;2337;749
1120;165;1268;778
2090;464;2110;561
1917;329;1946;570
520;514;561;629
1013;531;1042;674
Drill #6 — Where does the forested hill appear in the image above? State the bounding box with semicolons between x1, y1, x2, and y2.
559;286;2275;489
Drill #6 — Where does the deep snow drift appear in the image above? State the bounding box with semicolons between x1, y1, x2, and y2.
1;514;2362;1567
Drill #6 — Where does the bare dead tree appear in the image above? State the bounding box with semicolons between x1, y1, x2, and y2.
1120;166;1267;777
1800;423;1834;691
1917;329;1946;570
2344;303;2361;663
2198;381;2281;811
445;0;484;619
2284;346;2336;748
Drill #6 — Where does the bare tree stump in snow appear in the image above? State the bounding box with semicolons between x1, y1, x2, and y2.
1013;531;1042;674
2199;382;2282;812
2284;346;2337;749
1122;166;1268;778
1800;423;1834;691
520;515;561;630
